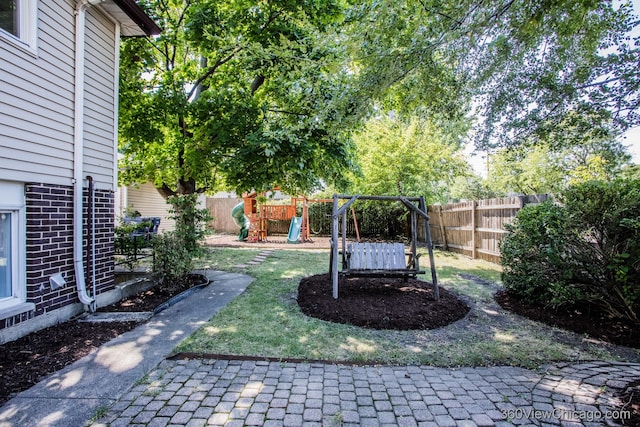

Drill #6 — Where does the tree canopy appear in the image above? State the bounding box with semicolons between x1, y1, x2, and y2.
343;0;640;150
485;112;633;195
119;0;640;198
349;115;469;203
118;0;357;197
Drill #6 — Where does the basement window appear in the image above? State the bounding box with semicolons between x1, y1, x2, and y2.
0;182;29;318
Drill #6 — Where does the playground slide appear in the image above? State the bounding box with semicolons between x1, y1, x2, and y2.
287;216;302;243
231;201;250;241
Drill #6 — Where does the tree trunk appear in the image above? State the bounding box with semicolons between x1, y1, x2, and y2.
155;177;197;199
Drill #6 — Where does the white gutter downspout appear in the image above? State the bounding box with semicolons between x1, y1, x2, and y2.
113;20;120;192
74;0;105;311
102;5;121;300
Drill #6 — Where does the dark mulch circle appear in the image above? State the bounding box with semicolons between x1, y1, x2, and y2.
297;273;469;330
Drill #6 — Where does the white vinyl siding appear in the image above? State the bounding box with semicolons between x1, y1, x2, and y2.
82;7;116;191
124;183;176;233
0;1;118;190
0;0;75;185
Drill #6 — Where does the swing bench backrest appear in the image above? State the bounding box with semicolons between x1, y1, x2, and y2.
347;242;406;270
344;242;425;279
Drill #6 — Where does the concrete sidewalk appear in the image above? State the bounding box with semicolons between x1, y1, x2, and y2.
0;270;253;427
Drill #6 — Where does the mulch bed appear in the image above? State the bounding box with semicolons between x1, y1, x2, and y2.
297;273;469;330
0;321;138;404
96;273;208;313
495;290;640;426
494;290;640;349
0;273;206;405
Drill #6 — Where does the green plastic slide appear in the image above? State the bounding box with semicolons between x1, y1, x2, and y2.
231;201;250;241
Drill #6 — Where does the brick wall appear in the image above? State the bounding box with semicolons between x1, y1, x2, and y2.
25;184;76;315
0;183;115;328
91;189;115;295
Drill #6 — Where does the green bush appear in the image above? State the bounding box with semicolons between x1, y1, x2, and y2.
167;194;212;257
151;194;211;285
561;179;640;322
152;232;193;286
500;201;588;307
500;179;640;323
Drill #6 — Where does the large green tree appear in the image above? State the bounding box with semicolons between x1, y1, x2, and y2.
118;0;357;198
349;115;469;203
486;139;632;195
343;0;640;150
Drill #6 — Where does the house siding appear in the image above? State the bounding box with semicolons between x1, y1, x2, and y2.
0;0;127;340
0;3;117;190
83;7;118;191
123;183;177;233
0;0;75;186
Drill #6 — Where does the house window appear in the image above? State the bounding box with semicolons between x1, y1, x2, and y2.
0;213;11;298
0;0;36;49
0;1;17;37
0;182;26;316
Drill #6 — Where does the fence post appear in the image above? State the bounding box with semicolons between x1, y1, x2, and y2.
471;201;477;259
438;206;448;250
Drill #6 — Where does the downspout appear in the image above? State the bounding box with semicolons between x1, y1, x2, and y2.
110;10;121;192
111;17;121;305
87;176;96;304
74;0;105;311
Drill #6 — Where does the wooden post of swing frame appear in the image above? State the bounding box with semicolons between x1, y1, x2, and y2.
420;196;439;301
351;207;360;242
410;207;418;270
342;206;347;267
331;194;340;299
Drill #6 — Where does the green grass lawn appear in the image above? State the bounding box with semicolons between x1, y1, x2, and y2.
181;247;635;368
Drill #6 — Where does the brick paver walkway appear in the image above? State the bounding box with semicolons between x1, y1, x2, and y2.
94;360;640;426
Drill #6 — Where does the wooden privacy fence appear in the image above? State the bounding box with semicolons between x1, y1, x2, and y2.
206;197;297;235
427;194;549;263
206;197;243;232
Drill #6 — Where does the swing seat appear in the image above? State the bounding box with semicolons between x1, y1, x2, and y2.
343;242;424;278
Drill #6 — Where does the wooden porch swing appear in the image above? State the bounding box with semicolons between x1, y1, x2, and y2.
329;194;439;300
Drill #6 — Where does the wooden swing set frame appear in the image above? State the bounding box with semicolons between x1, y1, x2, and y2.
329;194;439;300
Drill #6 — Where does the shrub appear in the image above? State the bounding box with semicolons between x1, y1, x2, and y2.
152;194;211;284
561;179;640;322
500;179;640;323
152;232;193;286
167;194;212;257
500;201;588;307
